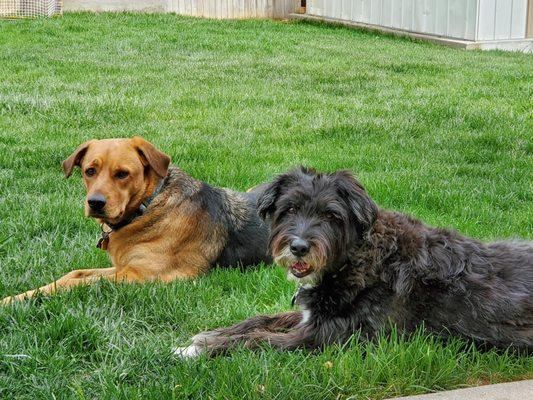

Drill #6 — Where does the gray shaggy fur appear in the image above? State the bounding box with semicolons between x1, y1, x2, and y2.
179;167;532;356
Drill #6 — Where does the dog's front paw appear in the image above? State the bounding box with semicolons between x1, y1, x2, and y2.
173;329;231;359
172;344;204;359
1;291;34;306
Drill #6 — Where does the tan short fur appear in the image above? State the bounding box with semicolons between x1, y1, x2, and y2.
2;137;270;305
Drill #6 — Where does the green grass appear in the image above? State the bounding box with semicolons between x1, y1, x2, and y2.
0;12;532;399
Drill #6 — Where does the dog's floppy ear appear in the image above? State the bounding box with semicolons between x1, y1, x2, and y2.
256;172;293;220
62;140;93;178
132;136;171;178
257;167;312;220
257;175;285;220
333;170;377;230
257;166;316;220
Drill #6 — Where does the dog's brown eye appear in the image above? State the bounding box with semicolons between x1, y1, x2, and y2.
326;212;336;220
288;206;296;214
85;167;96;177
115;171;129;179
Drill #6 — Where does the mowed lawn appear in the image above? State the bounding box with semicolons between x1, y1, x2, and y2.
0;12;532;399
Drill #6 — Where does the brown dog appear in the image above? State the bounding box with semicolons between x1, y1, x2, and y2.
1;137;270;305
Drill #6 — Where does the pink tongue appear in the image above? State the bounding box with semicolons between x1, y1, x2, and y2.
292;262;310;272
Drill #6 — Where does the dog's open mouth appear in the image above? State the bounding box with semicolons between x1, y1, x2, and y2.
290;261;312;278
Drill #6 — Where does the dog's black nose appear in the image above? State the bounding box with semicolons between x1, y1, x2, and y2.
87;194;106;211
290;238;310;257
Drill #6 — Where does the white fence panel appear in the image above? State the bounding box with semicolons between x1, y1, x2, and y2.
477;0;496;40
511;0;527;39
64;0;168;12
413;0;426;34
370;0;381;25
391;0;402;29
424;0;437;34
477;0;528;40
330;0;341;19
433;0;449;37
350;0;360;22
401;0;414;31
446;0;477;40
306;0;529;41
495;0;512;39
464;0;478;40
167;0;295;18
362;0;371;24
309;0;321;16
64;0;296;18
381;0;392;26
341;0;351;20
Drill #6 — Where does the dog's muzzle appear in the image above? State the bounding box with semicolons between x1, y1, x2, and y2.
87;193;107;215
287;238;313;277
274;244;314;278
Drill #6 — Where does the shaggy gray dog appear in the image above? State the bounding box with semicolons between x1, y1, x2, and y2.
175;167;532;358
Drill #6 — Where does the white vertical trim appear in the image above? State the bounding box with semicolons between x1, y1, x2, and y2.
435;0;439;34
493;0;497;39
444;0;450;36
400;0;404;28
412;0;415;29
475;0;480;40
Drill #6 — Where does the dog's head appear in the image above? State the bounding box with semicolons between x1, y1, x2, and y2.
257;167;377;283
62;137;170;226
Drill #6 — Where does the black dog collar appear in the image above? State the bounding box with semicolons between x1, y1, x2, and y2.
96;178;165;250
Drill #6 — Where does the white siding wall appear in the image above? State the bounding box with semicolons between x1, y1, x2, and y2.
306;0;529;40
64;0;168;12
169;0;295;18
65;0;296;18
477;0;528;40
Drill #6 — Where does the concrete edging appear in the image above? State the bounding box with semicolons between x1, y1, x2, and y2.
290;13;533;53
386;379;533;400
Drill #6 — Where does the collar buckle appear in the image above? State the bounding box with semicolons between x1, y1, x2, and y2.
96;224;112;250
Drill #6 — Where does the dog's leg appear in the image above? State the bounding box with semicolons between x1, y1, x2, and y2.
0;267;133;305
192;311;302;340
178;329;315;358
174;311;310;358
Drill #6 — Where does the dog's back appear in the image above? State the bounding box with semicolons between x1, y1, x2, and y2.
373;211;533;351
433;237;533;350
178;175;270;269
212;186;271;268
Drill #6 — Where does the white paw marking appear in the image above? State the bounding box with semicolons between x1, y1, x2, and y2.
172;345;203;359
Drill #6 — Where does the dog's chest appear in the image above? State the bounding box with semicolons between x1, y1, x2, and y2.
106;235;133;269
105;230;157;270
296;282;396;329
